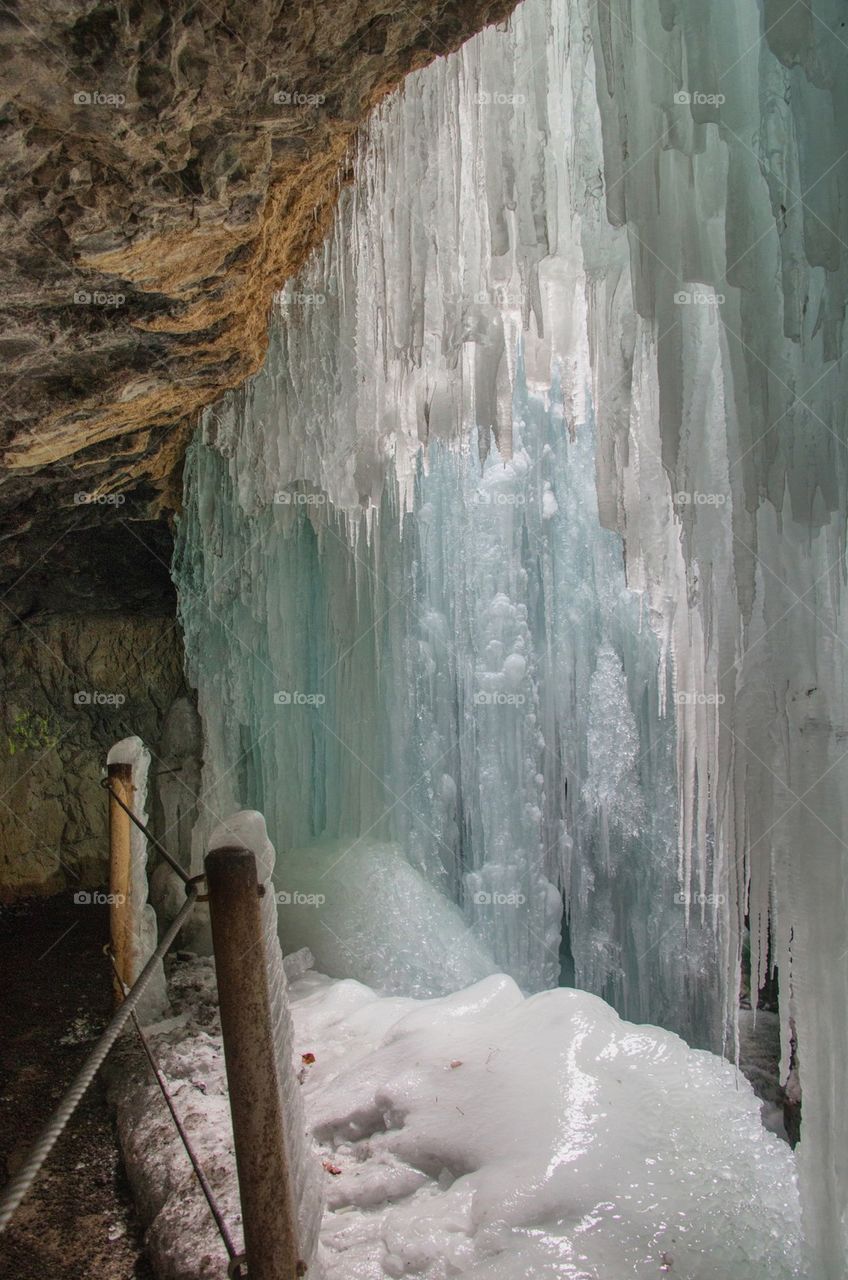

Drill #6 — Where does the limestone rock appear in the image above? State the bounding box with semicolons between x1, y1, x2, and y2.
0;611;187;896
0;1;519;607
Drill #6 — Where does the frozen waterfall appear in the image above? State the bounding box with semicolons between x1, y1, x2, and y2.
173;0;848;1272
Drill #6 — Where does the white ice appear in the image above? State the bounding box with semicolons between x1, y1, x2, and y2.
117;954;809;1280
172;0;848;1267
274;838;498;998
294;973;809;1279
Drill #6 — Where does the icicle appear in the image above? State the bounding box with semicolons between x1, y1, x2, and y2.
172;0;848;1268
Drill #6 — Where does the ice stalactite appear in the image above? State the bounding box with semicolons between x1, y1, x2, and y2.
176;384;709;1025
174;0;848;1269
577;3;848;1271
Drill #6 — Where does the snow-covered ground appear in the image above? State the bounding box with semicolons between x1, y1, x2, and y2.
113;954;809;1280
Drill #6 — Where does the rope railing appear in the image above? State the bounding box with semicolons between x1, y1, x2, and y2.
0;887;198;1234
108;951;247;1277
100;776;196;887
2;740;313;1279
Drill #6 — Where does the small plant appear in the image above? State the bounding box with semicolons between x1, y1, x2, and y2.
7;710;60;756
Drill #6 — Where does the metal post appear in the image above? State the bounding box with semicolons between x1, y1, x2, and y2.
108;760;134;1003
205;846;304;1280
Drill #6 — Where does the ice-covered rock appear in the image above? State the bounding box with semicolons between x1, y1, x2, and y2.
295;972;809;1278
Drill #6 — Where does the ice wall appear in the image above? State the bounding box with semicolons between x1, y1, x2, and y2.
577;4;848;1272
174;0;848;1269
178;392;712;1021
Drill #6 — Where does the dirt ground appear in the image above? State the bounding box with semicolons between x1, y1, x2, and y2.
0;895;154;1279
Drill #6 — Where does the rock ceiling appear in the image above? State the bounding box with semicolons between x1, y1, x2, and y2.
0;0;517;612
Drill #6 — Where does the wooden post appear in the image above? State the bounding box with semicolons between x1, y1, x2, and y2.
108;760;134;1004
205;845;304;1280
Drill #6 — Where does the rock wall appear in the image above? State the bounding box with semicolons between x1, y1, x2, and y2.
0;611;190;899
0;0;519;605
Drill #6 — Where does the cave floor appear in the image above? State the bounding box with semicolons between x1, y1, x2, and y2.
0;895;153;1279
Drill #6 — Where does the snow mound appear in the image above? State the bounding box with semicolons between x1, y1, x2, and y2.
114;961;808;1280
209;809;277;880
291;973;808;1279
274;839;498;998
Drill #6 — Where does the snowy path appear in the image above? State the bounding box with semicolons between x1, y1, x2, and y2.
0;897;153;1280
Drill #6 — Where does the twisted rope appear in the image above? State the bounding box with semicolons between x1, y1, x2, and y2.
108;950;246;1275
0;889;197;1234
100;778;197;888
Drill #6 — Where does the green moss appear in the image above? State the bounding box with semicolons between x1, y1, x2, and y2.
7;710;61;756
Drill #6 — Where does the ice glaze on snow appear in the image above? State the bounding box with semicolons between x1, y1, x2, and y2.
295;972;808;1279
116;958;809;1279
